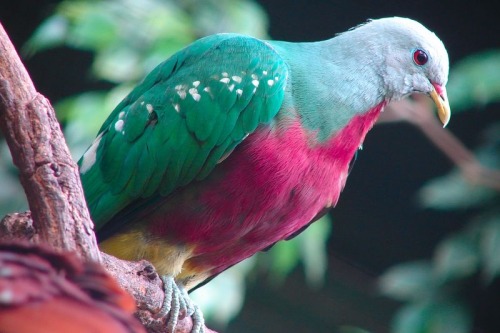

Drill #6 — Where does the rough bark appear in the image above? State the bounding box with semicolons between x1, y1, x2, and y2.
0;22;215;333
0;22;99;261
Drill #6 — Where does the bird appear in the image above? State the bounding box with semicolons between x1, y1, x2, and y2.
78;17;450;332
0;240;145;333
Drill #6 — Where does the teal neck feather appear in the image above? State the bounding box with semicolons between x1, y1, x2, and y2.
268;34;386;142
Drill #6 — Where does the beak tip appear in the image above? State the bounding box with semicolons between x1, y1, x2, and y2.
439;112;450;128
429;85;451;128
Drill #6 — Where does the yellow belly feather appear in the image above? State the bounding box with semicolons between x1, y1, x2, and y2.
99;229;211;290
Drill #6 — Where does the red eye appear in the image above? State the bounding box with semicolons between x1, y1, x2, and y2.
413;49;428;66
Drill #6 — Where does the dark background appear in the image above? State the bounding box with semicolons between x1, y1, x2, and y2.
1;1;499;332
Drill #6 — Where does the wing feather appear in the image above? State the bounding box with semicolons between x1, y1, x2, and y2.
78;34;289;229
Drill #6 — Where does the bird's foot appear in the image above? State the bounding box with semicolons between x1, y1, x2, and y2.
157;275;205;333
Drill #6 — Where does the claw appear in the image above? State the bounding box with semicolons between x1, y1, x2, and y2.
190;304;205;333
158;275;173;316
158;275;205;333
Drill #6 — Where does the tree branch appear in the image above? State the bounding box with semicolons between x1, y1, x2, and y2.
380;95;500;190
0;22;100;261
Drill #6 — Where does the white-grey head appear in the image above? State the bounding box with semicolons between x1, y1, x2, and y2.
345;17;451;126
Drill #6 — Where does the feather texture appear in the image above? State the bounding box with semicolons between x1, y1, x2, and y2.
80;34;288;228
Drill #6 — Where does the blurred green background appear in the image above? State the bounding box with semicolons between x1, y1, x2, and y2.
0;1;499;332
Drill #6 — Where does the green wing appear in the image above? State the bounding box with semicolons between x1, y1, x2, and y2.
78;34;289;229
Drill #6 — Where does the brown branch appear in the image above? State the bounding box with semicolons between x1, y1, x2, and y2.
0;22;100;261
379;95;500;190
0;22;215;333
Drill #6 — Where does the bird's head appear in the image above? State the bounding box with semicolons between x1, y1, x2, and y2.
348;17;451;126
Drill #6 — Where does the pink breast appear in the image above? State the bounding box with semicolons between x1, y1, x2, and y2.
150;103;385;272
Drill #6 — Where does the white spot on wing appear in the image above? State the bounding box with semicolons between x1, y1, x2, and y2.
189;88;201;101
146;104;154;113
203;86;214;99
251;74;258;80
228;84;235;92
236;89;243;96
173;103;180;113
118;111;125;119
220;77;230;84
115;119;124;131
262;70;268;75
175;84;187;100
222;72;229;77
267;79;274;86
80;133;103;174
232;75;242;83
175;84;188;99
193;81;200;87
252;80;259;87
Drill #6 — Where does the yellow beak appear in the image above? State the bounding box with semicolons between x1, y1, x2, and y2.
429;84;451;127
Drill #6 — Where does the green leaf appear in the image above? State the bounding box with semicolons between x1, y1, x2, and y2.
298;214;331;287
392;302;471;333
263;215;332;286
191;257;255;326
267;235;301;283
379;261;435;302
190;0;269;38
56;92;108;125
0;143;28;216
392;303;430;333
447;50;500;111
479;217;500;281
418;170;497;210
426;302;471;333
93;47;141;83
433;234;479;283
70;9;117;49
23;15;69;55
